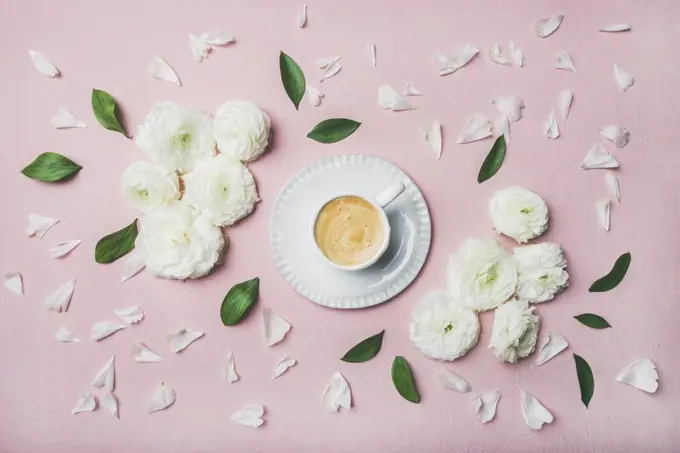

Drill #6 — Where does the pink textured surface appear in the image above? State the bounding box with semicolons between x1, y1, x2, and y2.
1;0;679;452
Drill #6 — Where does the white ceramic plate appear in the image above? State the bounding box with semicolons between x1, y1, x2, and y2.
269;154;431;309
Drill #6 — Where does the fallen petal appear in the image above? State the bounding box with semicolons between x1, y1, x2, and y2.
438;370;471;393
316;56;341;69
606;172;621;202
555;51;577;72
597;200;611;232
149;382;176;414
72;392;97;414
132;342;164;363
599;23;632;32
48;239;81;258
616;358;659;393
457;114;492;144
231;404;265;428
167;328;204;353
378;84;414;111
499;116;510;145
26;214;59;239
559;90;573;122
509;41;524;67
489;44;512;66
189;34;211;62
114;306;144;325
521;390;554;430
91;322;127;341
224;350;239;383
100;392;118;418
298;4;307;28
434;45;479;76
306;84;324;107
492;95;524;122
199;31;235;46
2;272;23;297
121;249;146;283
29;50;59;77
263;308;291;346
44;279;76;312
535;332;569;365
323;371;352;412
403;83;422;96
54;326;81;343
369;43;376;66
534;14;564;38
581;144;619;170
320;60;342;82
600;125;630;148
149;56;181;86
272;356;297;379
422;121;442;159
614;65;634;92
474;390;500;423
544;110;560;139
51;109;86;128
91;355;115;392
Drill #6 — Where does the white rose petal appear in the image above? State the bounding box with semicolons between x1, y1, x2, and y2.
224;350;239;383
534;15;564;38
438;370;471;393
606;172;621;203
491;95;524;122
135;203;226;280
600;125;630;148
555;51;576;73
29;50;59;77
616;358;659;394
231;404;265;428
446;238;518;311
72;392;97;414
489;299;540;363
410;290;481;360
136;102;215;173
535;332;569;365
581;143;620;170
489;186;549;243
213;101;270;162
91;355;115;391
509;41;524;67
182;155;259;227
474;390;501;423
100;392;119;419
614;65;634;92
149;382;176;414
521;390;554;430
2;272;23;297
121;162;181;214
489;44;512;66
434;45;479;76
514;243;569;303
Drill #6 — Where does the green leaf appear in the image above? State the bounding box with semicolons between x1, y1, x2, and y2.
574;354;595;408
341;330;385;363
574;313;612;329
307;118;361;144
91;89;129;137
391;356;420;404
589;252;631;292
279;51;306;110
477;135;506;183
220;277;260;326
21;152;82;182
94;220;138;263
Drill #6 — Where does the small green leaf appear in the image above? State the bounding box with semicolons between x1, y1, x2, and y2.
307;118;361;144
574;354;595;408
341;330;385;363
91;89;128;137
21;152;82;182
589;252;631;292
279;51;306;110
95;220;138;263
391;356;420;404
220;277;260;326
574;313;612;329
477;135;506;183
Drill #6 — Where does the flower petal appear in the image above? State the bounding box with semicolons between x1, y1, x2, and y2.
26;214;59;239
44;279;75;312
614;65;634;92
457;114;491;144
91;355;115;391
231;404;265;428
71;392;97;414
555;51;577;72
438;370;471;392
132;342;164;363
378;84;414;111
148;56;181;86
91;321;127;341
434;45;479;75
535;332;569;365
263;308;291;346
306;84;324;107
606;172;621;203
272;356;297;379
2;272;23;297
121;249;146;283
492;95;524;122
474;390;500;423
421;121;442;159
200;31;235;46
167;328;204;353
559;90;573;122
489;44;512;66
597;200;611;232
616;358;659;393
600;125;630;148
521;390;554;430
369;43;376;66
29;50;59;77
534;14;564;38
48;239;81;258
189;34;211;62
224;350;239;383
323;371;351;412
100;392;118;418
114;306;144;325
54;326;81;343
51;108;86;128
544;110;560;139
298;4;307;28
149;382;176;414
509;41;524;67
599;23;631;32
403;83;422;96
581;144;619;170
320;60;342;82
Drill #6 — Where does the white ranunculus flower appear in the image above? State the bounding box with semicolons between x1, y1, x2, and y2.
213;101;270;162
136;203;226;280
182;154;259;227
489;186;549;243
514;243;569;303
136;102;215;173
409;291;481;361
488;299;540;363
446;238;518;311
121;161;180;214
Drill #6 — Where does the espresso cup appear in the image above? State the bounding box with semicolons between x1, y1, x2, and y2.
311;182;406;271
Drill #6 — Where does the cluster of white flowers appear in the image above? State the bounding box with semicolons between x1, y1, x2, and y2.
410;186;569;364
121;100;271;280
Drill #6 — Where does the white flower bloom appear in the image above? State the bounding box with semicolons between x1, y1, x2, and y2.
446;238;518;311
136;203;225;280
121;162;180;214
183;155;259;227
213;101;271;162
514;243;569;303
136;102;215;173
489;187;549;243
489;299;539;363
409;291;480;361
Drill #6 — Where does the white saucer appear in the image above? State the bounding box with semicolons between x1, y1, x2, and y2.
269;154;432;309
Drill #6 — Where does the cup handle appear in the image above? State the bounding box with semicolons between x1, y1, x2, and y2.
375;182;406;209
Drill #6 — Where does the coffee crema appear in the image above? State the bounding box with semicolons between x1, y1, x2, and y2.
314;195;385;267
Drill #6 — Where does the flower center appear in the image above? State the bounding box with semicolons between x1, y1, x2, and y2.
137;189;149;199
171;126;193;151
538;274;551;283
443;323;454;334
476;263;499;288
520;207;532;214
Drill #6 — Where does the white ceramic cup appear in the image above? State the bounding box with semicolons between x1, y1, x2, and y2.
311;181;406;271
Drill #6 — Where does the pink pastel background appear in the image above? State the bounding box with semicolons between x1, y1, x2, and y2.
1;0;679;452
